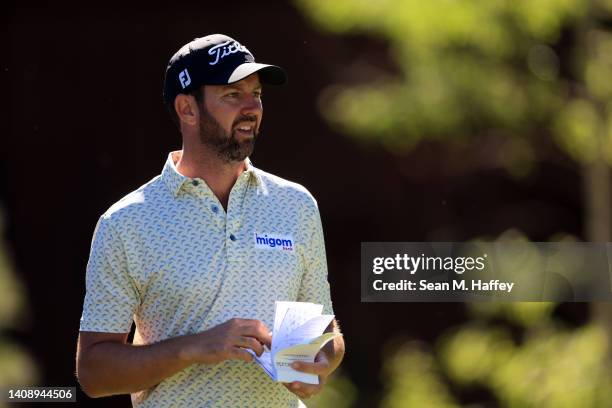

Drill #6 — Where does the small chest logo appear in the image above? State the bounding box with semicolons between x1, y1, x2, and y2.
254;232;294;251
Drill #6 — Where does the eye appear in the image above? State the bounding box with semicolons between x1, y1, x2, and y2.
253;90;263;99
225;91;240;98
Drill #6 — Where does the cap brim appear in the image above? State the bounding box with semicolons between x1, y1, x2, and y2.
228;63;287;85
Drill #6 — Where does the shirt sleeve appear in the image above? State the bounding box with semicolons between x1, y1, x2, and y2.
297;198;334;315
79;215;140;333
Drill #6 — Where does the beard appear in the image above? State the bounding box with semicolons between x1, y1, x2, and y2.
198;106;258;163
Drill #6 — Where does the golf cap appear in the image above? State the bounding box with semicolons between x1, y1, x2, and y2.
163;34;287;107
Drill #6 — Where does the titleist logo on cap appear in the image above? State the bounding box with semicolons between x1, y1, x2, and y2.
208;40;251;66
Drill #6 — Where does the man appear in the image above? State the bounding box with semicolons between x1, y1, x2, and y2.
76;34;344;407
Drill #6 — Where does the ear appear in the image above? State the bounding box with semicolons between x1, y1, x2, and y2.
174;94;199;126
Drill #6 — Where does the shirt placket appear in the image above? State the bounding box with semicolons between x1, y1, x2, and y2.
225;172;251;264
189;178;226;237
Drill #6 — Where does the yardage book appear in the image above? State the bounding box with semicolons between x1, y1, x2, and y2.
248;301;340;384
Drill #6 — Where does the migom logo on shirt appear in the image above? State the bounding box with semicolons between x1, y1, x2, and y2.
254;232;294;251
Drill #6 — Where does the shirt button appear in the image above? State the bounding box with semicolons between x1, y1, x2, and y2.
211;205;219;213
192;180;199;186
229;234;237;241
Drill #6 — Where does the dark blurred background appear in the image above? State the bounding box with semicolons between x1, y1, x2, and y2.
4;1;612;407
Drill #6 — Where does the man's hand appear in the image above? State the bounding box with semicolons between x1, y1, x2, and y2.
284;352;332;400
76;318;271;398
284;319;345;400
180;318;272;365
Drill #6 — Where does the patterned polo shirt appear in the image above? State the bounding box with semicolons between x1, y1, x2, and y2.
79;151;333;407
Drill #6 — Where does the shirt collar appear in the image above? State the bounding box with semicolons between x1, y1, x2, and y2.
244;157;262;186
161;150;261;197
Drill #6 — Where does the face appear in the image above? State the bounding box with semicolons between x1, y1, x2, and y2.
198;73;263;163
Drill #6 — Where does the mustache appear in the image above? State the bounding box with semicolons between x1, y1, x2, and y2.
232;115;258;127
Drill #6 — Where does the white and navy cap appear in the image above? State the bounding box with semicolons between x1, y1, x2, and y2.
163;34;287;107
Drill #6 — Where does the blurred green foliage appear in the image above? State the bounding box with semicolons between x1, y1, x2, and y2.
374;301;612;408
294;1;612;406
296;0;612;172
381;342;458;408
0;209;37;406
307;371;358;408
441;306;612;407
376;233;612;407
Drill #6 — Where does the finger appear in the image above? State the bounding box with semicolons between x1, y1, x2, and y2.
291;360;329;375
285;382;306;399
294;390;309;400
229;346;254;362
294;382;322;394
239;336;264;356
287;382;321;399
239;320;272;347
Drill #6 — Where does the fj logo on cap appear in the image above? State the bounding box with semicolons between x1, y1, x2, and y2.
179;69;191;89
208;40;251;66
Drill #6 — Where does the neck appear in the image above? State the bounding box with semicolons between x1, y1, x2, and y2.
175;146;247;209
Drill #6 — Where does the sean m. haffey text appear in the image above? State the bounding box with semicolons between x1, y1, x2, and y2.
369;252;515;295
372;253;487;275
